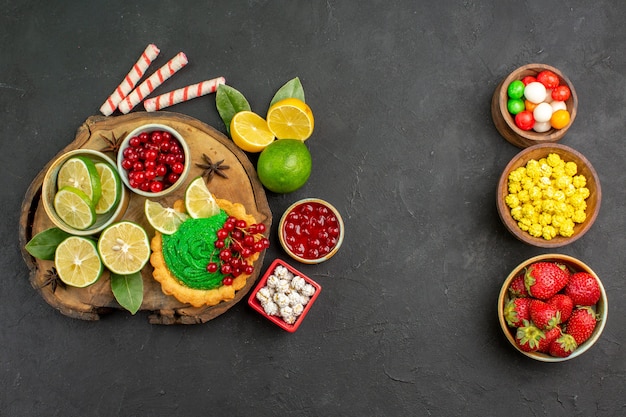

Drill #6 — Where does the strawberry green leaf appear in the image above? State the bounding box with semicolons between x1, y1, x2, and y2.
216;84;251;135
111;272;143;315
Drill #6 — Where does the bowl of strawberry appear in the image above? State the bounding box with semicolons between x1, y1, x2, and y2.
498;254;607;362
117;124;190;197
491;63;578;148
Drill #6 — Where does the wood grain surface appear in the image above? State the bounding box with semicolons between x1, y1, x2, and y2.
19;111;272;324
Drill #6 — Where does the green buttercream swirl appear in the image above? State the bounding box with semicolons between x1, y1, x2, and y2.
162;210;228;290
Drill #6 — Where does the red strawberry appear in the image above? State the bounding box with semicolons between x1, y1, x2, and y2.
508;274;529;297
524;261;570;299
504;297;531;327
515;320;545;352
547;294;574;323
548;333;578;358
529;299;561;330
565;306;597;345
537;326;562;353
565;272;601;306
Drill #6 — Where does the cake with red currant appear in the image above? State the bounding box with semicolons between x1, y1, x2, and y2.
150;199;269;307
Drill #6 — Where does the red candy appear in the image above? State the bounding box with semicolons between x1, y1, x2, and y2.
551;85;571;102
536;70;560;89
521;76;537;86
515;111;535;131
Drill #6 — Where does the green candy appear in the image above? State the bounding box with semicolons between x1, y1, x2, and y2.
507;80;525;99
507;98;525;115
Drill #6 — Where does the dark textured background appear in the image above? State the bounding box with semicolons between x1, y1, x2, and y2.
2;1;625;415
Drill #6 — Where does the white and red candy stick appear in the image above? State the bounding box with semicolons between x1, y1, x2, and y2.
99;44;160;116
143;76;226;112
117;52;188;114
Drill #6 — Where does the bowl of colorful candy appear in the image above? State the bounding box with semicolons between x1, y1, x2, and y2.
496;143;601;248
278;198;344;264
491;63;578;148
248;258;322;332
42;149;130;236
497;254;607;362
117;123;190;198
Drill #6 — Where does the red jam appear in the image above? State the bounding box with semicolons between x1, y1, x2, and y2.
281;201;341;260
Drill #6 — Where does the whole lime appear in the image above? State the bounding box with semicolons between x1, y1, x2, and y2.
257;139;312;193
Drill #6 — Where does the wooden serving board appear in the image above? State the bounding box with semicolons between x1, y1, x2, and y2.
18;112;272;324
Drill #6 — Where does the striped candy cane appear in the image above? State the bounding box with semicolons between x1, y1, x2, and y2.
143;77;226;112
99;44;160;116
118;52;188;114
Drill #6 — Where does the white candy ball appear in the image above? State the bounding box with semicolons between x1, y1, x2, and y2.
533;121;552;133
544;89;554;103
551;101;567;112
533;102;553;123
524;82;547;104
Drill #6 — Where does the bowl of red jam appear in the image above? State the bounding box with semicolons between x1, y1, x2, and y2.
278;198;344;264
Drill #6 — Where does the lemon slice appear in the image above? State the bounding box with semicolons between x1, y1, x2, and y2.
144;199;189;235
266;97;314;141
53;186;97;230
98;221;150;275
184;176;221;219
230;111;275;153
54;236;103;287
57;155;102;205
94;162;122;214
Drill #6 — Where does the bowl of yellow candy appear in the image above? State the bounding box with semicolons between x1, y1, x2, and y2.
496;143;601;248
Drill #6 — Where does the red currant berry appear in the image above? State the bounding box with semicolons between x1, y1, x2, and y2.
166;172;180;184
220;264;233;274
155;164;168;177
171;161;184;174
162;131;172;141
214;239;225;249
132;161;144;172
138;132;149;143
206;262;218;273
121;159;133;170
219;249;232;261
144;149;158;162
256;223;266;234
222;277;233;286
150;131;163;144
150;181;164;193
129;136;141;147
244;265;254;275
217;229;229;240
236;220;247;229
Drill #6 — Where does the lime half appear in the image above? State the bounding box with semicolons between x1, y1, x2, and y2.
98;221;151;275
53;186;97;230
94;162;122;214
55;236;103;287
57;155;102;205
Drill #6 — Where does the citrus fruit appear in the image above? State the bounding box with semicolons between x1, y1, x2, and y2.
57;155;102;205
145;199;189;235
550;109;570;129
94;162;122;214
184;176;221;219
53;186;97;230
230;111;275;152
266;98;314;140
54;236;103;287
97;221;151;275
257;139;312;193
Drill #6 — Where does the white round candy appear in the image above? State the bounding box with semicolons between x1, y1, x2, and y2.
533;102;553;123
551;101;567;112
544;89;554;103
533;121;552;133
524;82;547;104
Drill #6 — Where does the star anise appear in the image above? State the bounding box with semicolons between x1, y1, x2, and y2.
196;153;230;183
40;267;64;293
100;131;127;155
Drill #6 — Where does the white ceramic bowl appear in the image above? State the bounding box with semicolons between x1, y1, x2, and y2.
116;123;190;198
42;149;129;236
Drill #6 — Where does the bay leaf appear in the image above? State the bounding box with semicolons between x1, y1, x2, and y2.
215;84;251;134
269;77;305;107
24;228;71;260
110;272;144;315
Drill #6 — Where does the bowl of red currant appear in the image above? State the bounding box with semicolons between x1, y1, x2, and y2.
278;198;344;264
117;123;190;197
